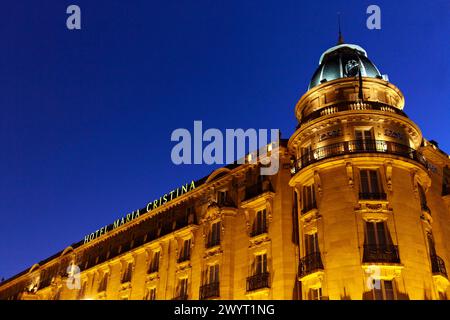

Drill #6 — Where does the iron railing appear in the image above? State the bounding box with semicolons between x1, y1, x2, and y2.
298;252;324;278
359;192;387;201
246;272;270;292
431;255;448;278
291;140;427;174
298;101;408;128
200;282;220;300
363;244;400;264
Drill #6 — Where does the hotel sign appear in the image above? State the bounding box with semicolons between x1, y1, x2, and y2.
83;180;196;244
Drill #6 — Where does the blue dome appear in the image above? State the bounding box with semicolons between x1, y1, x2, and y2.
308;44;382;90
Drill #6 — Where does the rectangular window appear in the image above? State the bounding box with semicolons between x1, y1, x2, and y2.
305;233;319;255
355;129;373;141
365;221;391;246
122;263;133;283
148;250;160;273
355;129;374;151
308;287;322;300
177;278;188;298
146;287;156;300
252;209;267;236
217;191;227;206
360;169;381;194
207;222;221;248
302;184;316;213
373;280;396;300
179;239;191;262
254;253;268;275
98;273;108;292
208;264;220;284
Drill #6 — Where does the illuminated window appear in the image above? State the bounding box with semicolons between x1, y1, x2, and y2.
308;287;322;300
372;280;396;300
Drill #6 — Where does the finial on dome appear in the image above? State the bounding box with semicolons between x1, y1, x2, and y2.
337;12;345;45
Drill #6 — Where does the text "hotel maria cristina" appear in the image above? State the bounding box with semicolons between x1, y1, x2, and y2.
83;181;196;244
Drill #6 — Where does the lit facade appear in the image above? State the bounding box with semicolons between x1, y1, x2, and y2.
1;41;449;300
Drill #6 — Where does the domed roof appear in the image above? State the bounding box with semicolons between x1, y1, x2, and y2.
308;43;382;90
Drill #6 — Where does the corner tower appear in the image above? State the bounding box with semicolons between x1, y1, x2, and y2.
288;41;449;300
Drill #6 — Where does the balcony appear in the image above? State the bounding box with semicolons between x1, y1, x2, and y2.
362;244;400;264
200;282;220;300
297;101;408;129
431;255;448;278
291;140;427;174
246;272;270;292
359;192;387;201
298;252;324;279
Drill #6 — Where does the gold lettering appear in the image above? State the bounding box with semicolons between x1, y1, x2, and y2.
113;219;121;229
162;194;168;204
84;235;90;244
190;180;195;190
181;184;188;194
169;190;175;200
153;200;158;209
126;214;131;222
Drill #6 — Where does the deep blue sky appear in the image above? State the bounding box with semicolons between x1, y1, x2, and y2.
0;1;449;280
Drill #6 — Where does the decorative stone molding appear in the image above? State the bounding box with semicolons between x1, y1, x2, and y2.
385;161;393;191
314;170;322;195
346;162;354;187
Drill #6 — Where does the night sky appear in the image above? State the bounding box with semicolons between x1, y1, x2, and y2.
0;1;449;280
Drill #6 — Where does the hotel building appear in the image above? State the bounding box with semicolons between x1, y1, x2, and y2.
1;39;450;300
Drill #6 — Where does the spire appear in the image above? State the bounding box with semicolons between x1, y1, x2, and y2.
337;12;345;45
